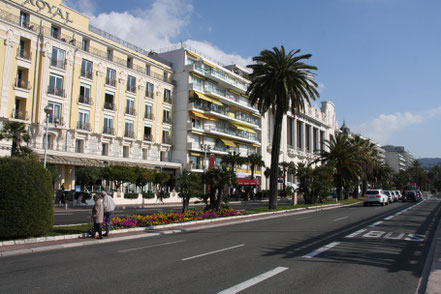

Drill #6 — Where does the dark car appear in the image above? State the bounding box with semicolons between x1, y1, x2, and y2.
403;190;419;202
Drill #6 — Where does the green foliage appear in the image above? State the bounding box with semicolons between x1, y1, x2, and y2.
205;167;237;210
247;153;265;179
0;121;30;156
124;193;139;199
151;171;171;191
0;157;53;239
102;164;136;189
133;166;153;188
178;169;201;212
407;160;427;190
296;163;334;204
142;191;155;199
75;166;101;189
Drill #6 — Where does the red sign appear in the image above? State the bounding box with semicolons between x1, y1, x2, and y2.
209;154;215;169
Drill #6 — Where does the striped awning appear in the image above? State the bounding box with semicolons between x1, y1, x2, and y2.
221;138;237;147
190;90;223;106
231;122;256;134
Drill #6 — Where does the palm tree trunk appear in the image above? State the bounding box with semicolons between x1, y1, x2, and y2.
251;166;255;180
269;108;284;209
336;176;343;201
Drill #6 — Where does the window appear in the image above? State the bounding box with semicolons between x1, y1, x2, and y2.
191;118;201;129
19;11;29;28
48;74;64;97
126;98;136;116
51;47;65;69
162;130;170;144
190;75;203;90
320;130;325;151
107;48;113;61
124;120;134;138
50;25;60;39
142;149;148;160
146;82;154;98
81;59;93;79
75;139;84;153
190;155;201;169
104;92;115;110
164;89;172;104
102;143;108;156
81;38;89;52
297;120;303;150
42;133;54;150
145;65;150;76
144;104;153;120
106;68;116;87
313;128;319;152
47;101;61;124
127;75;136;93
160;151;169;161
287;117;294;147
103;116;114;134
305;124;311;152
78;84;91;104
123;146;130;158
144;126;152;141
127;57;133;69
163;72;169;82
163;109;171;124
77;110;90;131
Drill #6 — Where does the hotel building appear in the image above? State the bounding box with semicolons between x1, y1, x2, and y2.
158;45;263;184
0;0;180;190
382;145;415;173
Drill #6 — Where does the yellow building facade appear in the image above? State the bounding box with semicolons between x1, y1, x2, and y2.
0;0;180;189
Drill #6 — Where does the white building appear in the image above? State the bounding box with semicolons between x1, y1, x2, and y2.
383;145;415;172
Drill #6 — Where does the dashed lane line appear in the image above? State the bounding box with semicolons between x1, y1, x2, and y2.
118;240;185;253
303;242;340;259
182;244;245;261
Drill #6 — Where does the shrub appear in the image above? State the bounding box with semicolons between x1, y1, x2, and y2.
0;157;53;239
124;193;139;199
142;191;155;199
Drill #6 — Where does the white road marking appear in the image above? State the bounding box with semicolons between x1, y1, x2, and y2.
384;215;394;220
370;221;383;227
218;266;288;294
118;240;185;253
182;244;245;261
345;229;367;238
303;242;340;258
54;213;73;216
333;216;348;222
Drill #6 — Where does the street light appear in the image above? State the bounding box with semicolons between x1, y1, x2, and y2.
43;104;53;168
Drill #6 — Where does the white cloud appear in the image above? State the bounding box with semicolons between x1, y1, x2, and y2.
353;106;441;144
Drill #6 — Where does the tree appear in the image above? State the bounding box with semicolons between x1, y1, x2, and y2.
279;161;295;195
247;153;265;180
372;161;393;189
221;151;245;171
205;167;237;210
75;166;101;191
178;169;201;213
319;132;363;200
247;46;319;209
0;121;30;156
407;160;427;190
101;165;136;191
132;166;153;192
428;165;441;191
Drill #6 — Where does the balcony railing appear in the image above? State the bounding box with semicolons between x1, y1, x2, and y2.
15;79;32;90
106;78;116;87
48;116;63;125
78;95;93;105
80;70;93;80
163;117;172;124
104;101;116;110
126;84;136;93
125;107;137;116
11;110;29;120
144;112;154;120
162;137;171;144
50;59;66;70
103;126;115;135
17;48;32;60
77;121;91;131
124;130;135;138
47;87;66;97
144;134;153;141
164;96;173;104
210;124;260;142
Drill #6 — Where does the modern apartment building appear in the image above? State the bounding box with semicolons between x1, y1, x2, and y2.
383;145;415;172
158;45;263;185
261;101;339;189
0;0;180;189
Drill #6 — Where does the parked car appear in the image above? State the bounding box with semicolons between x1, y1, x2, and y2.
363;189;389;206
416;190;423;200
383;190;394;203
390;191;399;202
403;190;419;202
394;190;403;200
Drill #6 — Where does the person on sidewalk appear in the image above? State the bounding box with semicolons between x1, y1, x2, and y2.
90;194;104;239
102;191;115;237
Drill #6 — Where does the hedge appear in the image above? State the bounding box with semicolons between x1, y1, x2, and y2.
124;193;139;199
142;191;155;199
0;157;53;239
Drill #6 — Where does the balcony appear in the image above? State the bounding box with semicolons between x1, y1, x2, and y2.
11;110;29;120
48;116;63;126
15;79;32;90
207;124;260;144
47;87;66;97
164;96;173;104
163;117;172;124
104;101;116;111
105;78;116;87
144;112;154;120
126;84;136;94
17;48;32;61
103;126;115;135
50;59;66;70
162;137;172;145
80;69;93;80
144;134;153;142
78;95;93;105
77;121;91;131
125;107;137;116
124;130;135;139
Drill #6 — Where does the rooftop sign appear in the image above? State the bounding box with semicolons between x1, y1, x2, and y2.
21;0;72;23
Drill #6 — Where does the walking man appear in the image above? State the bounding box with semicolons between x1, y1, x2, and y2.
102;191;115;237
90;194;104;239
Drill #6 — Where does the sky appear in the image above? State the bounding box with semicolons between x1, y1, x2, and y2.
63;0;441;158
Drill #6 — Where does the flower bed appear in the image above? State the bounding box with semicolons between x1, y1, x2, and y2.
111;208;243;229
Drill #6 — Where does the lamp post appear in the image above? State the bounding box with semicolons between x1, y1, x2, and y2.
43;104;53;168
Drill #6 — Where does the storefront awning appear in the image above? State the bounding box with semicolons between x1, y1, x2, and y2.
221;138;237;147
231;122;256;134
237;178;260;186
190;90;223;106
190;153;201;157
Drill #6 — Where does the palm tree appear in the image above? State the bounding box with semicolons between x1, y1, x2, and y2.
247;46;319;209
279;161;295;194
205;167;236;210
221;151;244;171
0;121;30;156
319;132;363;200
178;169;201;213
247;153;265;180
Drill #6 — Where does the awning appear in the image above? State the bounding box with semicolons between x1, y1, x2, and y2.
230;105;251;114
190;153;201;157
203;60;217;69
190;110;211;120
186;50;200;59
191;130;204;135
229;89;242;96
221;138;237;147
237;178;260;186
190;72;206;80
190;90;223;106
231;122;256;134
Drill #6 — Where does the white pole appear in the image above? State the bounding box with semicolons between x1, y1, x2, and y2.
43;114;49;168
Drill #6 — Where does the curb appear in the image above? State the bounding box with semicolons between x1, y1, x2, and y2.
422;201;441;294
0;203;342;249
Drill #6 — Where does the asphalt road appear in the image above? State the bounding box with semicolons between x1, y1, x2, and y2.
2;195;440;293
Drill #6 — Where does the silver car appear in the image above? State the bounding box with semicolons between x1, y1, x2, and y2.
363;189;389;206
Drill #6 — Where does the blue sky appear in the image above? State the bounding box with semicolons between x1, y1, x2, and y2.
65;0;441;158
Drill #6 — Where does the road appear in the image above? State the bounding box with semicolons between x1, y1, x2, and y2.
2;195;440;293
